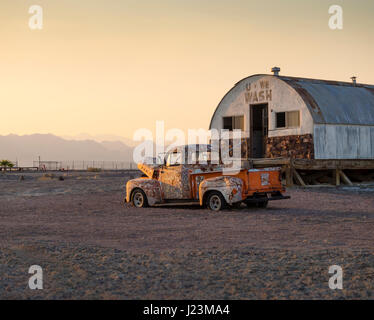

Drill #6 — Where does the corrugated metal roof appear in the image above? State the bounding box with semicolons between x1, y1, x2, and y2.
279;76;374;125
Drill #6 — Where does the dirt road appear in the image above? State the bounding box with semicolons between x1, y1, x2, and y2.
1;172;373;299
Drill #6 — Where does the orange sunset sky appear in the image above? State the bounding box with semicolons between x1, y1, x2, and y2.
0;0;373;140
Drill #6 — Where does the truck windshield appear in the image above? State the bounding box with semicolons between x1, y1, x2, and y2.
166;152;183;166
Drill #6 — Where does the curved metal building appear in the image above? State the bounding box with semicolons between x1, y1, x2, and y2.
210;70;374;159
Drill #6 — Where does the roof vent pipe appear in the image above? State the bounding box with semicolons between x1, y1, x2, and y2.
351;76;357;86
271;67;281;76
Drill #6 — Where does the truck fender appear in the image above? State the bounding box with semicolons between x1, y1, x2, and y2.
199;176;243;206
126;178;162;206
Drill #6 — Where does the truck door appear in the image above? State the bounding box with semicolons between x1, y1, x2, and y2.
159;151;190;200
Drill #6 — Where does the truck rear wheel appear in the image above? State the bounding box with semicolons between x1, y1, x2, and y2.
246;195;269;209
256;200;268;208
246;202;256;208
206;191;226;211
131;189;149;208
246;200;268;209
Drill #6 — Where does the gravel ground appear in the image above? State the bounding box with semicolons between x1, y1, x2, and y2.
0;171;373;299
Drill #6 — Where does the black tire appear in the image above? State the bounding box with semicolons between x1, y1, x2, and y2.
257;200;268;209
206;191;226;212
246;197;268;209
246;202;257;208
131;189;149;208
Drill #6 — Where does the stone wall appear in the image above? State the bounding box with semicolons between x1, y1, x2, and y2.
211;135;314;159
217;138;251;159
266;134;314;159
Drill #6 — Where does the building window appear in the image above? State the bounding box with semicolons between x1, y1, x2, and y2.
223;115;244;131
287;111;300;127
276;112;286;128
275;111;300;129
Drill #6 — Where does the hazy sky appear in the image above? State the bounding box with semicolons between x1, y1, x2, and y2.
1;0;373;140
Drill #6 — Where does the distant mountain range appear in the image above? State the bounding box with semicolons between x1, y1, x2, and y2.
0;134;134;164
62;133;139;148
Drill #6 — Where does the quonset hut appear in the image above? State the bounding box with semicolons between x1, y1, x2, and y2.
210;68;374;160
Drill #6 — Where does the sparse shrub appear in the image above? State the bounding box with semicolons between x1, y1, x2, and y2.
0;160;14;172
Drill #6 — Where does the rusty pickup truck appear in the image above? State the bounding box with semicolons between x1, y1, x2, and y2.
126;145;290;211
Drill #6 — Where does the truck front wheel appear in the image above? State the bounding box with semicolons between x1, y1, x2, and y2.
206;191;226;212
131;189;149;208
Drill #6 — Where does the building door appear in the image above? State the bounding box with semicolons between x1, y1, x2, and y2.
250;104;268;158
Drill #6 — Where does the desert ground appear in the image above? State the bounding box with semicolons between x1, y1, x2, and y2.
0;171;374;299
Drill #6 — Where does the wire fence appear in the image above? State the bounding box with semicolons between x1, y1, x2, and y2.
32;160;136;171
